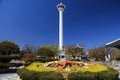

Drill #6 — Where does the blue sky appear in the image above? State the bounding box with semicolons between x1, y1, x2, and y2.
0;0;120;49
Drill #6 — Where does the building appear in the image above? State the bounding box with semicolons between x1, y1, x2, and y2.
106;38;120;49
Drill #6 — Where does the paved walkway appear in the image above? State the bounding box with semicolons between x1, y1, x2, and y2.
0;73;20;80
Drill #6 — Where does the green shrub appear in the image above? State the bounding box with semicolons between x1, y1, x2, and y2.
68;72;80;80
68;72;97;80
0;55;20;62
11;63;23;67
17;68;64;80
47;72;64;80
68;68;119;80
0;68;17;73
0;62;14;68
17;69;39;80
97;68;119;80
0;63;23;69
0;55;13;63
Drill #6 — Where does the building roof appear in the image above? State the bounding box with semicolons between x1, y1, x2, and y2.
106;38;120;49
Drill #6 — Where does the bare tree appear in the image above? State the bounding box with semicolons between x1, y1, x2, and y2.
22;44;40;53
111;48;120;60
88;46;114;61
65;44;84;58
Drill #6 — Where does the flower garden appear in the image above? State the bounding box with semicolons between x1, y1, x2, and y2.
26;61;108;73
17;60;119;80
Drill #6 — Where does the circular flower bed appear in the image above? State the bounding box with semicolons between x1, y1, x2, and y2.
26;61;108;73
17;61;119;80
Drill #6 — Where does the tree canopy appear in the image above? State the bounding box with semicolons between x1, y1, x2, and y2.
111;48;120;60
0;41;20;55
35;47;54;58
88;46;113;61
65;44;84;58
42;45;58;56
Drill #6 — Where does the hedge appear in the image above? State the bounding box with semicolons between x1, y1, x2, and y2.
68;68;119;80
17;68;119;80
0;63;14;68
11;63;23;67
0;63;24;73
0;55;21;63
68;72;97;80
17;68;64;80
0;69;17;73
0;55;13;63
97;68;119;80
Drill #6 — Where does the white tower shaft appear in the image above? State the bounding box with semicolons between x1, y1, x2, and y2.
57;3;67;61
59;11;63;51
